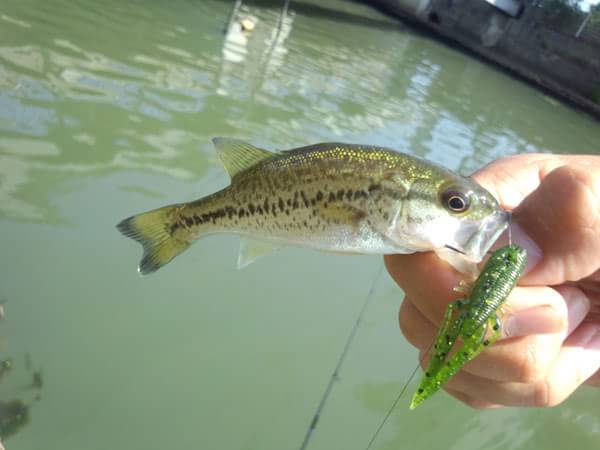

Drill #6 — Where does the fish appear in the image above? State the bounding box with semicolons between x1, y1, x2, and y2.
116;138;509;275
410;244;528;409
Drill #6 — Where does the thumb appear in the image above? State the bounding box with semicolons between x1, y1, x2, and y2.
515;164;600;285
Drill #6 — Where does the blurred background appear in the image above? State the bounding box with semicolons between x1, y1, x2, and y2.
0;1;599;449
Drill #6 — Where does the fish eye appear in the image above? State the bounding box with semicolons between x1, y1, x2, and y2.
441;188;471;213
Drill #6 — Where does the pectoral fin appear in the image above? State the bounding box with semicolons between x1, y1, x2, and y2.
380;170;411;196
238;237;283;269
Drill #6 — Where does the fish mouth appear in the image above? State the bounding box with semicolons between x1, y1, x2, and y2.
452;209;510;263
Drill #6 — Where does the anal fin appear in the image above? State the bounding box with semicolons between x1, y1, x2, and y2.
238;237;283;269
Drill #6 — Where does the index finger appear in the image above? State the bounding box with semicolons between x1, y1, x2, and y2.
472;154;600;285
385;251;459;325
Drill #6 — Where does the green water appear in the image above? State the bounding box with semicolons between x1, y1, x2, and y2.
1;0;599;449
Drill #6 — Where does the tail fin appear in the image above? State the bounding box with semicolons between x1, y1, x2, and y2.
116;205;190;275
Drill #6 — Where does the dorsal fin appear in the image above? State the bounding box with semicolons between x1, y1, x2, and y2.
212;137;274;178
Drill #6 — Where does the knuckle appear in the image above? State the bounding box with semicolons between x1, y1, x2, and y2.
515;338;548;383
532;378;551;407
532;378;565;408
552;166;600;231
569;163;600;201
517;341;542;383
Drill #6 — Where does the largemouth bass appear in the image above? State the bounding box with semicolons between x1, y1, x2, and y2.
117;138;509;274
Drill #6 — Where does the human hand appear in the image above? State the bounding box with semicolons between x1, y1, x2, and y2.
386;154;600;408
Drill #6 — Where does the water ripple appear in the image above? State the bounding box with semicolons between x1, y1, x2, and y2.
0;0;598;227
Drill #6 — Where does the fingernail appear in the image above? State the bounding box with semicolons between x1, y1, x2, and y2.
507;223;542;274
583;325;600;346
564;287;591;336
502;314;520;338
503;288;590;338
502;306;560;338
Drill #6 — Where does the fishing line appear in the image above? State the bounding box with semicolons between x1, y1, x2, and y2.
367;213;516;448
366;236;492;448
364;339;435;450
507;211;513;246
298;262;385;450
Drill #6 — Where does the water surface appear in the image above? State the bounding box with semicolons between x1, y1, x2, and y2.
1;0;599;449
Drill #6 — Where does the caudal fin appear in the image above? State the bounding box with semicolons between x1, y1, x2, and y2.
116;205;190;275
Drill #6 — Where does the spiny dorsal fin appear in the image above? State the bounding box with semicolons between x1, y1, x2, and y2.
212;137;275;178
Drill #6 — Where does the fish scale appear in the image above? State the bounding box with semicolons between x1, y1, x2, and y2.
174;145;412;248
117;138;508;275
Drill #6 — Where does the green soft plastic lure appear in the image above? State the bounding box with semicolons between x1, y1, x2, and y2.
365;244;527;450
410;244;528;409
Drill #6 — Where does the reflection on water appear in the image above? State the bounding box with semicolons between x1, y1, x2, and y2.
0;400;29;442
2;0;598;224
0;332;43;444
1;0;599;449
355;381;536;450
